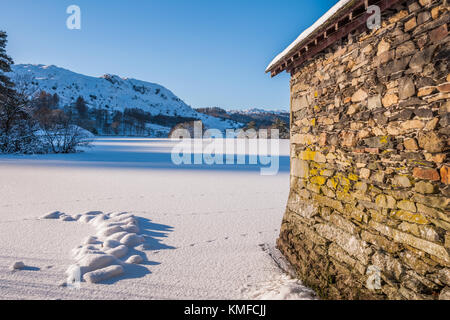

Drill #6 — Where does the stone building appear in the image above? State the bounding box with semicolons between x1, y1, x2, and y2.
266;0;449;299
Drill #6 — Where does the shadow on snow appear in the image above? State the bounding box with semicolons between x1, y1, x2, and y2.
100;216;175;285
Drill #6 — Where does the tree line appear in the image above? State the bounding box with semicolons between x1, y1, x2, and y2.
0;31;91;154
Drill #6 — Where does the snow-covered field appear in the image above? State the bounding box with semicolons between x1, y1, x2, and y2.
0;138;315;300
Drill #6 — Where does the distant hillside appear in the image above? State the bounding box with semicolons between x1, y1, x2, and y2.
195;107;290;137
9;64;242;137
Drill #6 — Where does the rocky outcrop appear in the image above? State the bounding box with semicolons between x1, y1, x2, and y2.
279;0;449;300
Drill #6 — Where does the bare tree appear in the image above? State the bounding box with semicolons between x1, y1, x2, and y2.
36;108;92;154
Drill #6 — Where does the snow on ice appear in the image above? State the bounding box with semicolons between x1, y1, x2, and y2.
0;137;314;299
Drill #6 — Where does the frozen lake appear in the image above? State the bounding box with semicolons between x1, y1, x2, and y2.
0;138;315;300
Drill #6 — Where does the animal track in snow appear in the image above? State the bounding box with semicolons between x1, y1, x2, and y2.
40;210;147;285
4;190;286;209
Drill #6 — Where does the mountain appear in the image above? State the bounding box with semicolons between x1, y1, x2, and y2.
9;64;242;136
196;107;290;130
228;108;289;115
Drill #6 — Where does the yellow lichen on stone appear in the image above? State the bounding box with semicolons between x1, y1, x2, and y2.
392;210;430;225
348;173;359;181
300;149;317;161
340;177;350;187
375;194;387;208
311;162;326;170
327;177;339;190
320;169;334;177
334;173;351;192
336;189;354;203
379;136;389;145
408;159;428;166
310;176;327;186
300;150;327;163
371;210;387;223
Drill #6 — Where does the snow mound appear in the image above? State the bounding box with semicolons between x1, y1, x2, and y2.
126;255;144;265
41;210;148;286
106;245;129;259
40;211;62;219
84;265;125;284
10;261;26;271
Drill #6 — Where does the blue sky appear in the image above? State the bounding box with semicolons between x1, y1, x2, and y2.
1;0;338;110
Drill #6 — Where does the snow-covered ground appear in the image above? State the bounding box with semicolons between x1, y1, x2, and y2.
0;138;315;300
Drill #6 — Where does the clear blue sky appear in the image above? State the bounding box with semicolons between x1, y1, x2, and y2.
1;0;338;110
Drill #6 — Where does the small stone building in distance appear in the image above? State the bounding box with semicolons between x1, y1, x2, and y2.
266;0;449;299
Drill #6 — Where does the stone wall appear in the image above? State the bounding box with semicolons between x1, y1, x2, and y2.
278;0;450;300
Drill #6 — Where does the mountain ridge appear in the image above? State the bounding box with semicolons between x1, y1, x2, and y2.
9;64;241;133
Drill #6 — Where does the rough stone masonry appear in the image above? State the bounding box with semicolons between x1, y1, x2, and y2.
277;0;450;300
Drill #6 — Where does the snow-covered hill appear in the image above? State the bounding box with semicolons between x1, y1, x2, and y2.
228;108;288;115
9;64;241;132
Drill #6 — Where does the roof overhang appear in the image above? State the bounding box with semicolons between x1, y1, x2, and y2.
266;0;404;77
